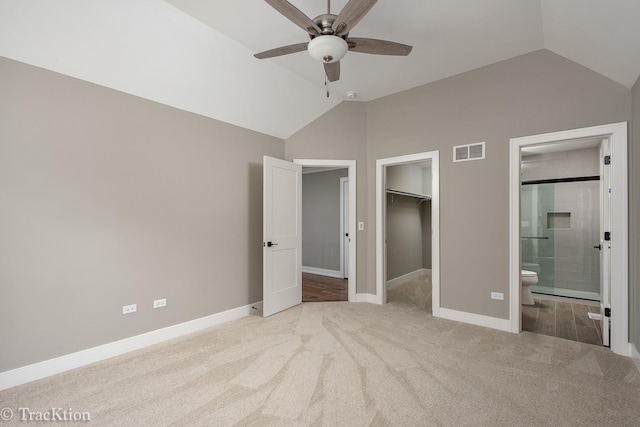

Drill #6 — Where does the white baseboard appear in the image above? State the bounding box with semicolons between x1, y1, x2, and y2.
439;307;511;333
631;343;640;374
301;266;342;278
355;293;377;304
0;301;261;391
386;268;431;289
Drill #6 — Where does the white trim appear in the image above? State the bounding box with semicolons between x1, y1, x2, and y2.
509;122;629;356
630;343;640;374
355;293;377;303
387;268;430;289
439;308;511;332
294;159;356;302
376;151;440;317
0;302;260;391
301;266;342;278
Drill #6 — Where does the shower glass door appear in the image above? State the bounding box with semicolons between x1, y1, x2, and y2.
521;183;555;290
521;180;600;301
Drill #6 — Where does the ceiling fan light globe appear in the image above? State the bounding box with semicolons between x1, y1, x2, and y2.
308;35;348;63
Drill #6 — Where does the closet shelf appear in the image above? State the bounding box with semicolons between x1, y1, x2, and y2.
386;188;432;206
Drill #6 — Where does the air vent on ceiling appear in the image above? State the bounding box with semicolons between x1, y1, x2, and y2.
453;142;485;162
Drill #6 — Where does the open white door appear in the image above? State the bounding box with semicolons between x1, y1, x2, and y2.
263;156;302;317
599;139;611;346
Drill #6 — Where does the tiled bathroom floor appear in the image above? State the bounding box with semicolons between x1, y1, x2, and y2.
522;295;603;346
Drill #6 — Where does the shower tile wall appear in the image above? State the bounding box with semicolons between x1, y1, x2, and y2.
521;147;600;297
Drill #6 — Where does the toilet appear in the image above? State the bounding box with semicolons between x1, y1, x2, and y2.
521;270;538;305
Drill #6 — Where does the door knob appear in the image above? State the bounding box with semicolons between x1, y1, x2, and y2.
593;244;602;250
267;241;278;247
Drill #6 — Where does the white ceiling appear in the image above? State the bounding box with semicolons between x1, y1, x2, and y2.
1;1;639;139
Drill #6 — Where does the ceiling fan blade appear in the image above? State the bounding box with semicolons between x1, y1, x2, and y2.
332;0;378;36
254;42;309;59
324;61;340;82
264;0;321;35
347;38;412;56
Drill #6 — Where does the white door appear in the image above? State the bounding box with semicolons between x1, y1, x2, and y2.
263;156;302;317
599;138;611;346
341;177;349;279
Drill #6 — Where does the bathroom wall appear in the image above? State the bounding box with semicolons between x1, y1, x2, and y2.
521;148;600;298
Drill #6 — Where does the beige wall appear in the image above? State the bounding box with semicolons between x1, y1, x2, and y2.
302;168;348;271
632;75;640;350
367;49;630;319
386;194;424;279
285;102;369;292
288;49;631;319
0;58;283;372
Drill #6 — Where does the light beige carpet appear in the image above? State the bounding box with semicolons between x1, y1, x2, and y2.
387;272;432;311
1;301;640;426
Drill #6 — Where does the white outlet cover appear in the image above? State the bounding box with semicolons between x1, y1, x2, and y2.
490;292;504;301
122;304;137;314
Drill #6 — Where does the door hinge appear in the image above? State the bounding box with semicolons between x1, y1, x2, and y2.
604;231;611;241
604;155;611;165
604;307;611;318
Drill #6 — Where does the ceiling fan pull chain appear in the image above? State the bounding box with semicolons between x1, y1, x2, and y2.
325;73;330;98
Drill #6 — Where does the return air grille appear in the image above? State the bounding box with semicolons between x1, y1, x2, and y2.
453;142;485;162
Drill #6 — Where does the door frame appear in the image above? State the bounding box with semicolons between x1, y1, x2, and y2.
340;176;349;279
294;159;356;302
509;122;628;356
375;151;440;316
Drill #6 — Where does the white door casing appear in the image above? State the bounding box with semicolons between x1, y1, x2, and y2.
375;151;440;315
509;122;628;356
263;156;302;317
599;138;611;347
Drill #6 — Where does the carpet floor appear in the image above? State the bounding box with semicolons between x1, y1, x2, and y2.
1;301;639;426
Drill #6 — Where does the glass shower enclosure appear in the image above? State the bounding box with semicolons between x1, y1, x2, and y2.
521;179;600;301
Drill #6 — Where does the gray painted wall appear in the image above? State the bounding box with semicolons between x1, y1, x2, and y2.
386;194;423;279
632;75;640;350
422;201;432;270
0;58;283;372
366;49;631;319
302;169;348;271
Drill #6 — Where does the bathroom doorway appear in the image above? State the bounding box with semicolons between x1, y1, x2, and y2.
375;151;440;316
509;123;628;355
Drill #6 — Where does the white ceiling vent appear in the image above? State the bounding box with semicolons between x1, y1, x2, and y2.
453;142;485;162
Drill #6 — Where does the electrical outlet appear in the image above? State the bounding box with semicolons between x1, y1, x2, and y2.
122;304;137;314
491;292;504;301
153;298;167;309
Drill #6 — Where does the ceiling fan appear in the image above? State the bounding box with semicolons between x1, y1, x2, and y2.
254;0;413;83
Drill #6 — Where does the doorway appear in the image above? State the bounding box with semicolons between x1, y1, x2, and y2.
294;159;356;302
300;166;348;302
509;123;628;356
375;151;440;316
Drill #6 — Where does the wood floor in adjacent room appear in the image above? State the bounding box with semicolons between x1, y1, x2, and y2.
522;295;603;346
302;273;347;302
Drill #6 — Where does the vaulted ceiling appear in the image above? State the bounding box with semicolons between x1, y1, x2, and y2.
1;1;639;139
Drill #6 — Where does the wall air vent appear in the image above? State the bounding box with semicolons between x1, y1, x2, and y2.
453;142;485;162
